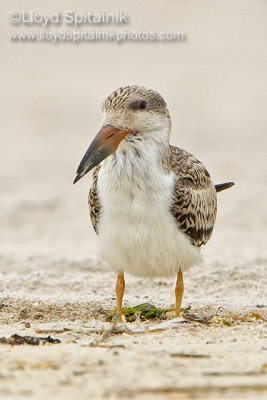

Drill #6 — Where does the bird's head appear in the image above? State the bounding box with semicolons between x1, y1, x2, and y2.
73;85;171;183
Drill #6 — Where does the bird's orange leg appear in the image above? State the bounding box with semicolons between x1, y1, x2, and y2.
175;270;184;317
115;272;125;322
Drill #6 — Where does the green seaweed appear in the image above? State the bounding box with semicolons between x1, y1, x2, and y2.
106;303;191;322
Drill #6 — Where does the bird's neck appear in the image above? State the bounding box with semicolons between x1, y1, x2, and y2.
106;128;170;175
98;139;173;213
98;129;173;206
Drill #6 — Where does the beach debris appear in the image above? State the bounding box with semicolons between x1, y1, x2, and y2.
250;312;267;322
183;312;213;325
0;334;61;345
203;368;267;376
84;316;191;347
132;383;267;397
35;327;72;334
100;304;267;343
76;341;125;349
171;352;210;358
182;306;267;327
0;303;9;310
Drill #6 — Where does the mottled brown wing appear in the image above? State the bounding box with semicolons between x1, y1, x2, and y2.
88;165;101;235
169;145;217;247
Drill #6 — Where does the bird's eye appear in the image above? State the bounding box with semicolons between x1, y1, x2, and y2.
139;101;147;109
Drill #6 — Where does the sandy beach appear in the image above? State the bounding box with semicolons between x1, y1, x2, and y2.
1;0;267;399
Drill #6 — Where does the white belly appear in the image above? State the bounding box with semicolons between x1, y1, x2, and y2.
97;147;201;278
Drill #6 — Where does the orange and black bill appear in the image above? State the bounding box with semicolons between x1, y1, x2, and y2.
73;124;131;184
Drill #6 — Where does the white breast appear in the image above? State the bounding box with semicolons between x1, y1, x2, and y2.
97;142;201;278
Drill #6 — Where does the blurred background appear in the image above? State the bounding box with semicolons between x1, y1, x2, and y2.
0;0;266;288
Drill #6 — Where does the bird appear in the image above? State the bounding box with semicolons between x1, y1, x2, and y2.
74;85;234;320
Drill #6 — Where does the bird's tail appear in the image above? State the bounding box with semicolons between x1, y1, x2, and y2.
215;182;235;192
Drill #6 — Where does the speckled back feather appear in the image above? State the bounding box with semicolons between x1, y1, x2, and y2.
88;145;217;246
168;145;217;246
